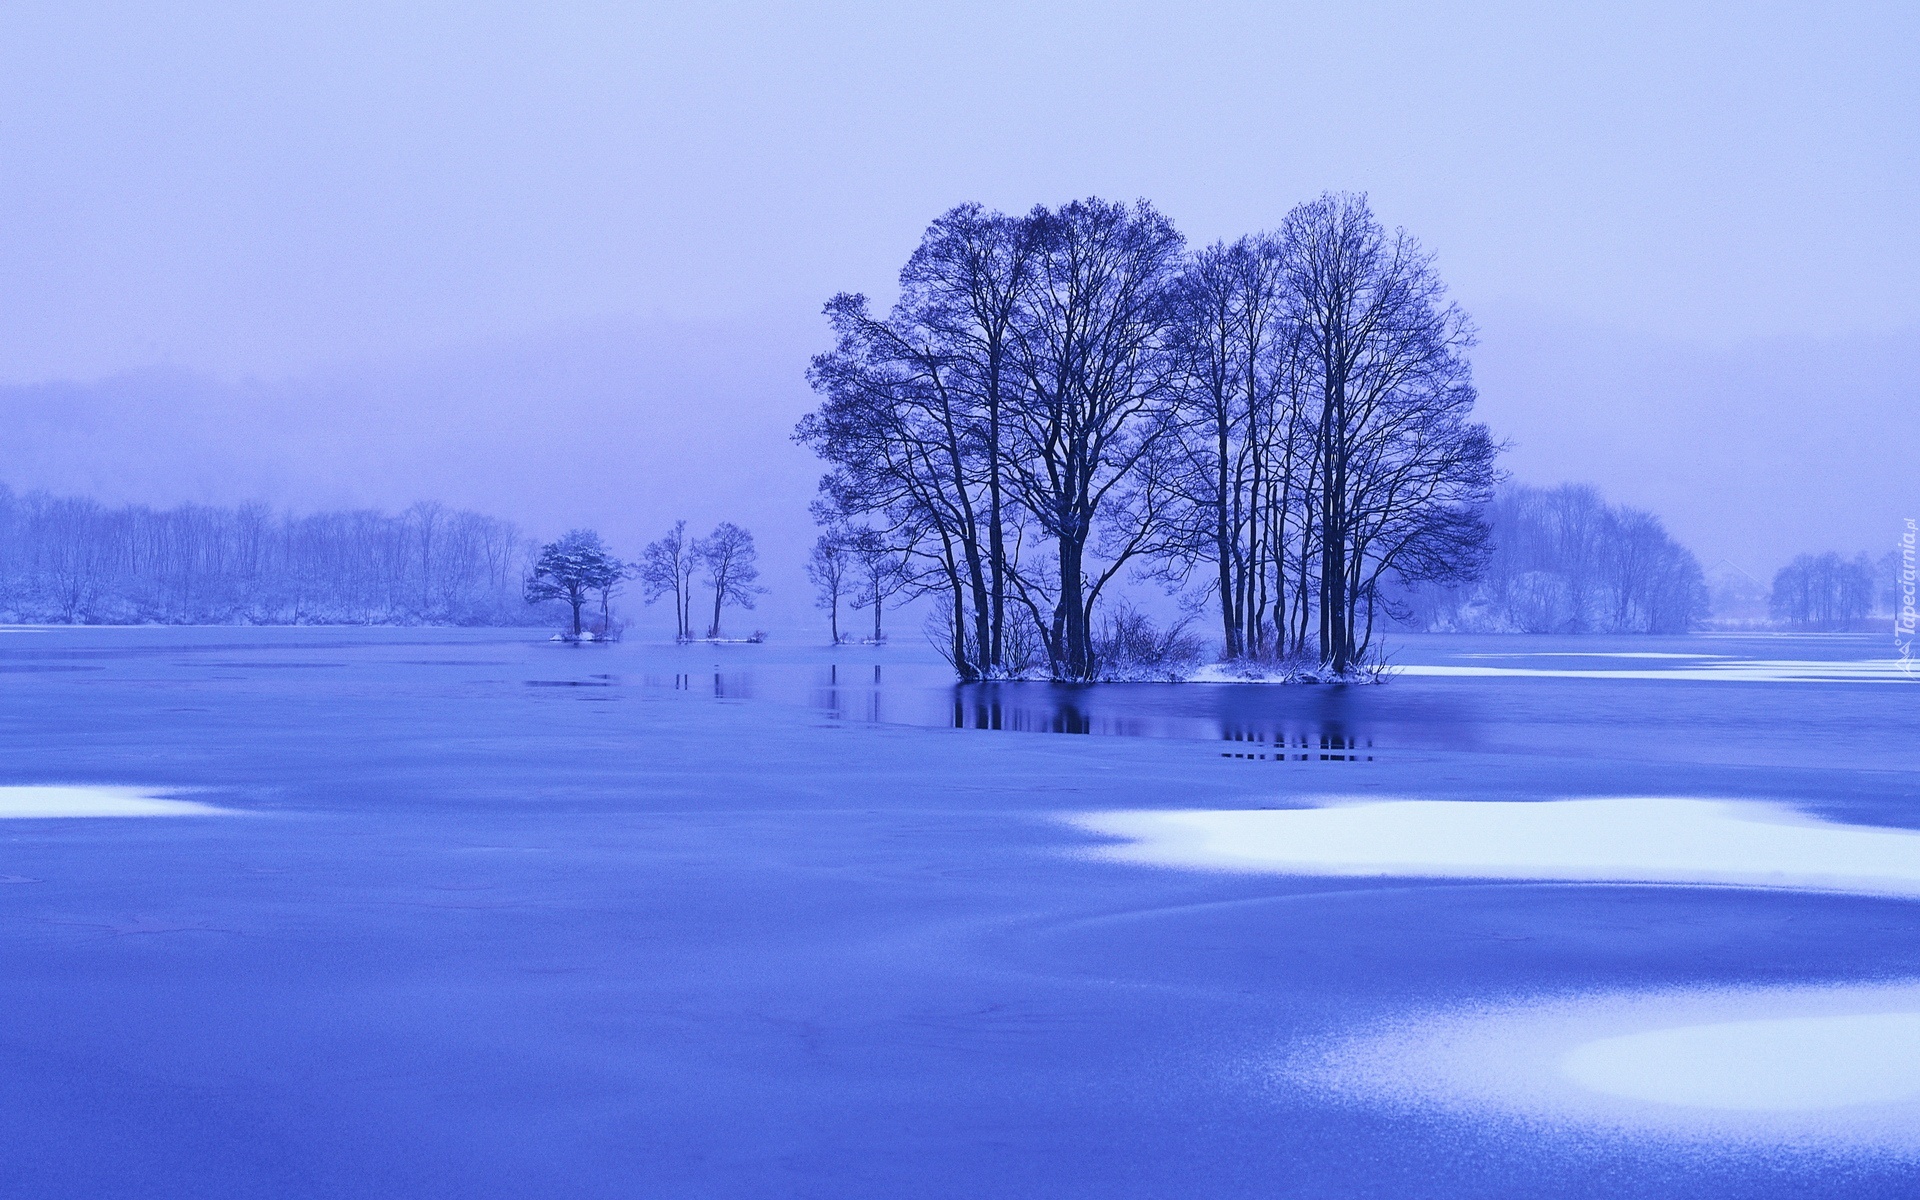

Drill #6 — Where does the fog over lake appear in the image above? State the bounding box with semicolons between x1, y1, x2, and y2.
2;4;1913;632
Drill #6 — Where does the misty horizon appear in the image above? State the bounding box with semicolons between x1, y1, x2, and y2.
0;298;1905;627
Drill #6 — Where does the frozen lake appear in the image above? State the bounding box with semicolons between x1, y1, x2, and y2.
1;626;1916;1197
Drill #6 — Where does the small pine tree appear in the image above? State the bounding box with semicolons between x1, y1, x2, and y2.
525;529;626;636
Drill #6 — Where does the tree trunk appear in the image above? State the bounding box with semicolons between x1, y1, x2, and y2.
1215;414;1240;659
987;399;1006;672
1056;537;1089;680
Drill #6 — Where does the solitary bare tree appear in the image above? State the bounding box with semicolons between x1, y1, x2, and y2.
695;522;763;638
848;529;911;643
638;520;699;641
805;532;853;643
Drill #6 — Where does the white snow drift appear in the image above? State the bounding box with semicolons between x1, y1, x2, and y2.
1075;797;1920;1151
1285;984;1920;1154
0;786;235;818
1560;1011;1920;1111
1394;658;1915;683
1072;797;1920;897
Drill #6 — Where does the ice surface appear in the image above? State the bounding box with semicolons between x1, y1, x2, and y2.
3;627;1918;1197
0;785;234;818
1073;797;1920;896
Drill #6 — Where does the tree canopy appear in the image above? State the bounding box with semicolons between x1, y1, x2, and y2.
524;529;626;636
798;192;1498;680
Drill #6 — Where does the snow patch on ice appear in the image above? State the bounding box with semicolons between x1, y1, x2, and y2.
1284;983;1920;1154
1072;797;1920;897
1186;661;1385;685
1081;799;1920;1151
1456;651;1733;660
1396;659;1914;683
1560;1012;1920;1111
0;786;237;818
1182;654;1909;684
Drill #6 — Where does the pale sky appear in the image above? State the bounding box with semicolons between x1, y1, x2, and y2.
4;1;1914;379
1;1;1914;614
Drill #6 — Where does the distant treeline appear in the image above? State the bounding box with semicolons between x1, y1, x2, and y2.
1393;484;1708;634
0;485;535;625
1768;551;1884;631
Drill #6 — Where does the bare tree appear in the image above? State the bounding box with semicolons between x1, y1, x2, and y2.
35;495;112;622
639;520;698;641
800;192;1504;681
1003;197;1187;679
898;205;1037;672
1280;192;1493;671
799;205;1038;679
1161;234;1307;659
805;532;854;644
0;492;528;626
695;522;763;639
1399;484;1705;634
848;529;911;643
407;500;446;617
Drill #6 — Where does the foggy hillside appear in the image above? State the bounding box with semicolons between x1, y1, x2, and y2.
2;305;1909;635
1473;308;1918;578
0;316;824;631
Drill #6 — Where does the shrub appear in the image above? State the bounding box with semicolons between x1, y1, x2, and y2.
1091;604;1206;682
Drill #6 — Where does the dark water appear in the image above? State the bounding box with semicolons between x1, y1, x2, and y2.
628;634;1913;774
642;663;1406;758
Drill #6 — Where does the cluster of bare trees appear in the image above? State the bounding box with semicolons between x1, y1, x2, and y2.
0;484;530;624
1769;552;1878;630
637;521;764;640
797;193;1496;680
1395;484;1708;634
805;530;910;644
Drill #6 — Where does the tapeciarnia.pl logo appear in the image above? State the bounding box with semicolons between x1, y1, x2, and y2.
1897;518;1916;677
